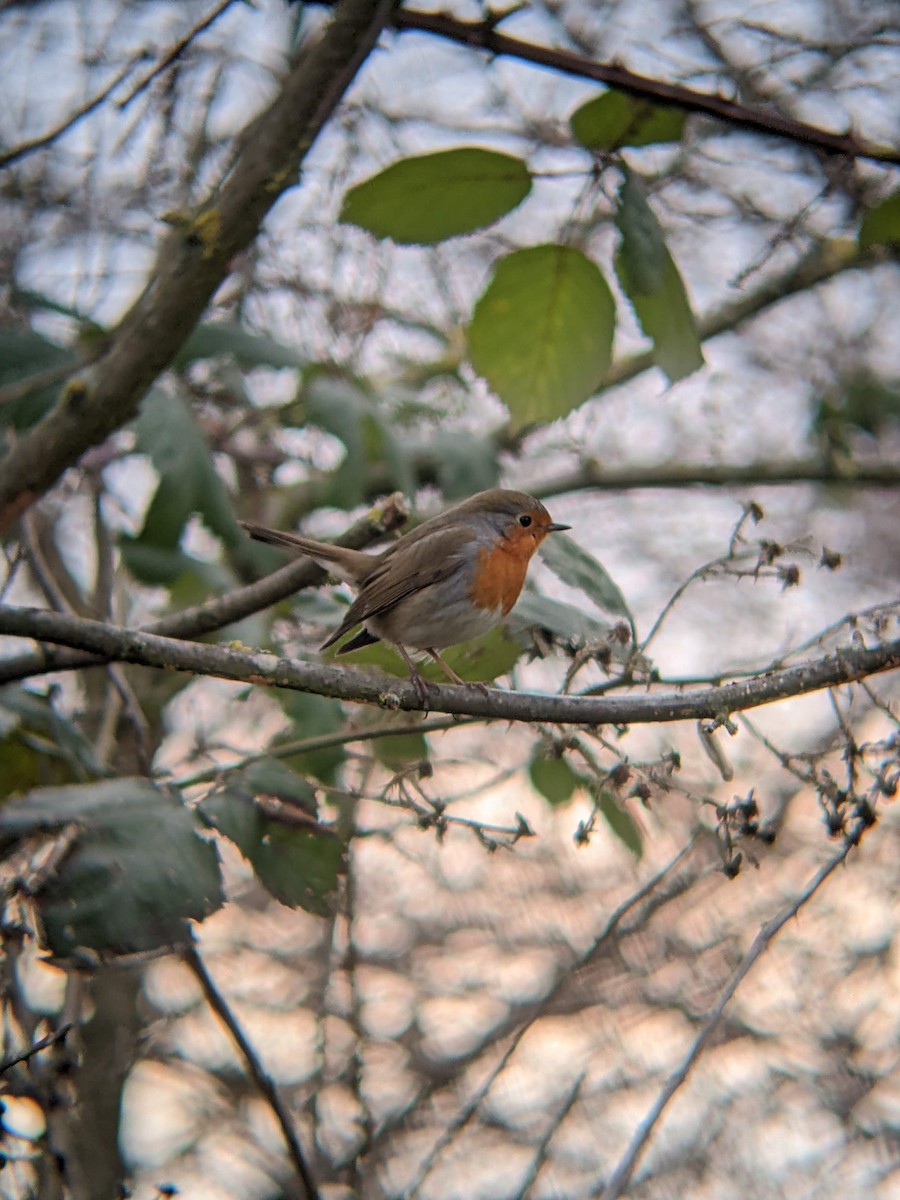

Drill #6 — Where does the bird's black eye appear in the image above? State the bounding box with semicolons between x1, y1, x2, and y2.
518;514;533;528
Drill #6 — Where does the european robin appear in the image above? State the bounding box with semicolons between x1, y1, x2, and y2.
241;488;570;701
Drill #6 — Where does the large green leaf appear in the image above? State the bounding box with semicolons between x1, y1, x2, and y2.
859;190;900;249
340;148;532;244
539;533;635;637
614;169;704;383
200;762;344;915
570;91;686;151
468;245;616;425
0;779;223;957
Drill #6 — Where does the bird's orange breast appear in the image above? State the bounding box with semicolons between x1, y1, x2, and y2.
469;540;533;614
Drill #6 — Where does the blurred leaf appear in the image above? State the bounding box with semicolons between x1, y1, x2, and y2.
597;789;642;857
508;589;615;648
0;779;223;957
530;751;583;806
432;431;500;499
201;763;343;914
340;624;522;683
468;245;615;424
374;728;429;770
273;691;346;783
859;190;900;249
340;148;532;244
570;91;686;151
0;685;107;797
615;168;704;383
0;328;75;430
178;322;306;369
123;386;265;584
539;533;635;637
301;374;415;509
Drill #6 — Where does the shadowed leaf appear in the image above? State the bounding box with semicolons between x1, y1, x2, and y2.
570;91;686;151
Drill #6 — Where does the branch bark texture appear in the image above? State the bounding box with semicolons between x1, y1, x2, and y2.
0;0;396;531
1;606;897;726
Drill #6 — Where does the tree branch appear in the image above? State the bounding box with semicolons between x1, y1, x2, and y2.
1;606;897;725
184;940;320;1200
0;494;407;686
0;0;397;532
386;8;899;164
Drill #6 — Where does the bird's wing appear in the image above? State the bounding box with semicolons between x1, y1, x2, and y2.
322;524;475;649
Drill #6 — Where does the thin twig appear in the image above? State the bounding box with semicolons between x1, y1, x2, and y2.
597;831;863;1199
0;1024;73;1075
406;839;698;1197
117;0;246;110
0;55;146;170
183;939;321;1200
171;715;473;789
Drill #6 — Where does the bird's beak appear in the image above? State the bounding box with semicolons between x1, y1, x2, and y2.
545;522;571;532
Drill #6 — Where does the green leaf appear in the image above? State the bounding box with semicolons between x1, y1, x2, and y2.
123;386;265;584
539;533;635;637
0;685;107;796
374;728;429;770
859;190;900;249
529;752;583;807
0;779;224;957
273;691;347;784
508;589;615;648
597;790;642;857
468;245;616;424
178;322;306;370
570;91;686;151
340;148;532;244
433;431;500;500
0;328;75;430
201;764;343;915
339;624;522;683
300;374;415;509
614;169;704;383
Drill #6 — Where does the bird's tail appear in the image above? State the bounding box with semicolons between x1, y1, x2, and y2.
239;520;373;586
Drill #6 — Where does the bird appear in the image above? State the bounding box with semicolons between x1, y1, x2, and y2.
240;488;570;701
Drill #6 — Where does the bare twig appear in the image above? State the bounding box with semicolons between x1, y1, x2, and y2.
117;0;246;110
183;940;321;1200
0;1023;73;1075
0;55;146;170
597;828;864;1199
406;839;699;1197
383;7;899;164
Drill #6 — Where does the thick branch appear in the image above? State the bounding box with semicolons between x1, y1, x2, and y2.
1;607;897;725
0;0;396;532
388;8;899;164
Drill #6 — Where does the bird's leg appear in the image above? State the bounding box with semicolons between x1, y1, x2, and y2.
426;648;491;697
394;642;433;708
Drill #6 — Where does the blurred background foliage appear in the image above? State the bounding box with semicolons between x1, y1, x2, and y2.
0;0;898;1197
